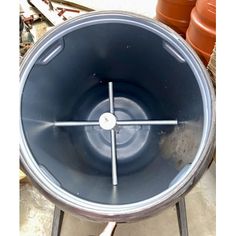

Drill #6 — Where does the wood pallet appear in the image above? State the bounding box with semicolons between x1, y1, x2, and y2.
207;44;216;88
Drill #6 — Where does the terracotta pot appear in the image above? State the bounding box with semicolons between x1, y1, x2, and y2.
155;0;196;37
186;0;216;65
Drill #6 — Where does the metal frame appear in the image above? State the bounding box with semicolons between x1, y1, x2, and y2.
51;81;187;235
51;197;188;236
51;206;64;236
54;82;178;186
176;198;189;236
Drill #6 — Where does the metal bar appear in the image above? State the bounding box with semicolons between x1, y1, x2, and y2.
117;120;178;126
56;7;81;14
108;82;114;114
54;120;177;127
108;81;118;186
176;198;189;236
100;222;117;236
110;129;118;186
51;206;64;236
54;121;99;126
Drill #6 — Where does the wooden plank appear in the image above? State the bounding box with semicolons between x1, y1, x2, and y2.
49;2;89;19
20;0;36;17
53;0;157;17
30;0;65;26
52;0;94;11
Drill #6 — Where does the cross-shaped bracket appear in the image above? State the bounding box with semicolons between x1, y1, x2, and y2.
54;82;178;186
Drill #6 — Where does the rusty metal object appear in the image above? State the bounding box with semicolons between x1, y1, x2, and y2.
52;0;94;12
57;7;80;14
29;0;84;24
57;7;80;19
186;0;216;65
155;0;196;37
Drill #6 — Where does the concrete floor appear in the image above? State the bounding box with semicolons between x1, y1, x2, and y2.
20;162;215;236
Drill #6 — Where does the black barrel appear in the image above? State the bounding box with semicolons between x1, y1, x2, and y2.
20;11;215;222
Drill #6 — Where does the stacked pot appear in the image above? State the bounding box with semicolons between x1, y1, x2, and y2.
156;0;216;65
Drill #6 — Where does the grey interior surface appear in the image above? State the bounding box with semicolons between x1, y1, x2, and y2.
21;23;204;204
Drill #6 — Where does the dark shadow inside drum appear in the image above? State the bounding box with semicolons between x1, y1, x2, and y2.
21;23;204;204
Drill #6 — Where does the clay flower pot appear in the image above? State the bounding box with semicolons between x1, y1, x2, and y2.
155;0;196;37
186;0;216;65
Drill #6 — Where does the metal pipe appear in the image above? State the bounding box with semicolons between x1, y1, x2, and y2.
108;82;114;114
117;120;178;126
51;206;64;236
176;198;189;236
108;81;118;186
110;129;118;186
54;121;100;126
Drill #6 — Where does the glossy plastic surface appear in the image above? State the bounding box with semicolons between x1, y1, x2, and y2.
156;0;196;37
186;0;216;65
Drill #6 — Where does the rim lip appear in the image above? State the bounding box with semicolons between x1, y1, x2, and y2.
20;11;215;221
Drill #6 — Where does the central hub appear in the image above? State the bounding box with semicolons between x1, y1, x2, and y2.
99;112;117;130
